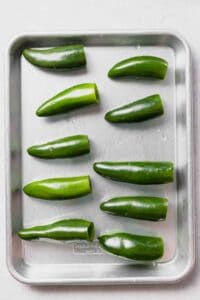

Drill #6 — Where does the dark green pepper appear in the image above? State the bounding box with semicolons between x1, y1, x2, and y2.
18;219;94;241
27;134;90;159
108;56;168;80
36;83;99;116
23;176;91;200
98;232;164;261
93;161;174;184
23;45;86;69
105;94;164;123
100;196;168;221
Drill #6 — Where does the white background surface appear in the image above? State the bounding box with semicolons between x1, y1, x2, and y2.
0;0;199;299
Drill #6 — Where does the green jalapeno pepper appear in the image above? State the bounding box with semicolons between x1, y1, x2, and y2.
93;161;174;184
36;83;99;117
27;134;90;159
100;196;168;221
108;56;168;80
23;175;91;200
105;94;164;123
23;45;86;69
98;232;164;261
18;219;94;241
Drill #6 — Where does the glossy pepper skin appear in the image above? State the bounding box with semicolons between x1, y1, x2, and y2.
23;176;91;200
98;232;164;261
108;56;168;80
93;161;174;184
100;196;168;221
18;219;94;241
27;134;90;159
36;83;99;117
23;45;86;69
105;94;164;123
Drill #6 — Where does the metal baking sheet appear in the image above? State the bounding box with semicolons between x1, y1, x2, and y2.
6;31;194;284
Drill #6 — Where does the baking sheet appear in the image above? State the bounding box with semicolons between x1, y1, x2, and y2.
6;31;194;284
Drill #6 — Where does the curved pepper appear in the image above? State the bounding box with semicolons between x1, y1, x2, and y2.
23;45;86;69
18;219;94;241
27;134;90;159
23;176;91;200
108;56;168;80
105;94;164;123
99;232;164;261
93;161;174;184
36;83;99;116
100;196;168;221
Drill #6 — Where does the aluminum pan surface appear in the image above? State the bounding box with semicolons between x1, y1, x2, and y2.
6;31;194;284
